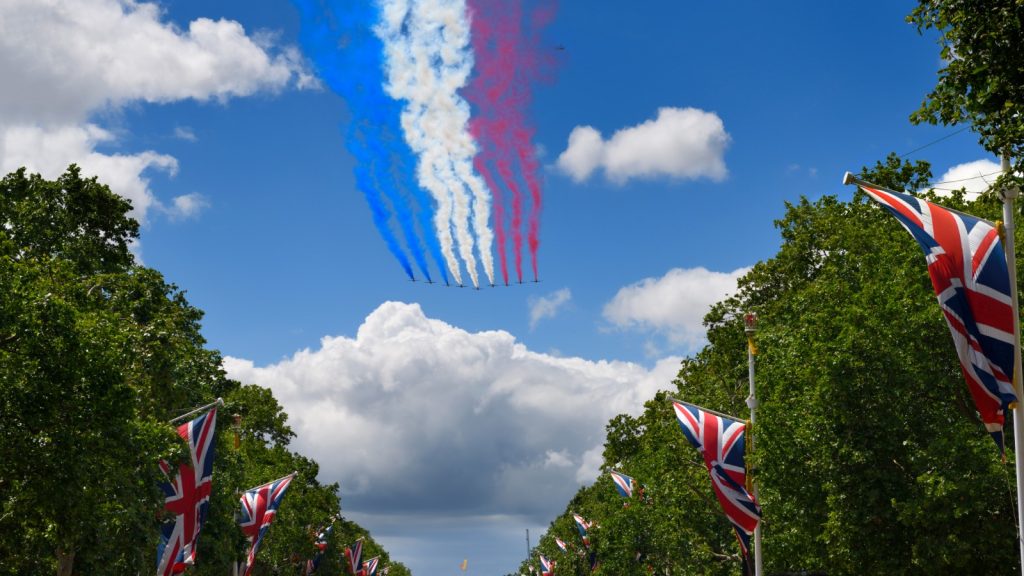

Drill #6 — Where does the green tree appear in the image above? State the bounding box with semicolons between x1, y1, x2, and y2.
515;155;1022;575
0;167;412;575
748;155;1017;574
909;0;1024;170
0;167;187;575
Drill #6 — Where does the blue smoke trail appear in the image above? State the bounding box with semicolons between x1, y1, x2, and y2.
293;0;449;284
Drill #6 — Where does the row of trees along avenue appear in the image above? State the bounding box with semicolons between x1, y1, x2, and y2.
511;0;1024;574
0;166;411;575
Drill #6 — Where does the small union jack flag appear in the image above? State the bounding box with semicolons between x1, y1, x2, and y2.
610;470;635;498
555;537;569;553
363;556;380;576
156;405;218;576
538;553;555;576
854;178;1018;452
572;513;592;548
305;521;334;574
344;538;364;576
672;399;761;558
239;473;296;576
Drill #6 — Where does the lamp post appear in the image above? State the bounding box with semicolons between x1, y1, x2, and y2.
744;312;763;576
999;154;1024;575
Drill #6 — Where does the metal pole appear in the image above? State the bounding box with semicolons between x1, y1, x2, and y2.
526;528;530;562
999;154;1024;576
744;313;763;576
169;397;224;424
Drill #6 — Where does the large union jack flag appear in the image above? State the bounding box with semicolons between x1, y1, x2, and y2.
857;181;1018;451
239;473;296;576
363;556;380;576
156;406;218;576
672;399;761;557
344;538;364;576
610;470;635;498
538;554;555;576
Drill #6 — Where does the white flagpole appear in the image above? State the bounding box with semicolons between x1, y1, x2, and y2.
999;154;1024;576
169;397;224;424
744;312;762;576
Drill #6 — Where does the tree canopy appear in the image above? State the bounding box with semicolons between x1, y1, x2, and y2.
909;0;1024;171
0;167;410;575
511;155;1022;575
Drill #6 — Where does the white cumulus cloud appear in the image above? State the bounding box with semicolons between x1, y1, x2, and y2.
0;0;310;222
557;107;730;184
603;266;750;351
529;288;572;329
0;124;178;222
223;301;682;521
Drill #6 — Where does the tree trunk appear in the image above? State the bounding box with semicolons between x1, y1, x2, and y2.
56;546;74;576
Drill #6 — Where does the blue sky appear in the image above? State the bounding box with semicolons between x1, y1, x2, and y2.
0;1;1002;574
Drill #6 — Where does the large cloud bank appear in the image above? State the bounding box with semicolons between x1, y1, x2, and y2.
224;301;681;520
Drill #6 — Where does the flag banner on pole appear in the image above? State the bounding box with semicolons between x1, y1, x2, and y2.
539;553;555;576
572;513;591;548
555;537;569;553
305;520;334;574
610;470;635;498
239;473;296;576
671;398;762;558
344;538;364;576
459;558;468;571
156;405;218;576
854;178;1018;452
363;556;380;576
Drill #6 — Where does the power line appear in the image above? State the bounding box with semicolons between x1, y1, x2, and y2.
898;125;971;159
928;170;1006;191
932;170;1003;186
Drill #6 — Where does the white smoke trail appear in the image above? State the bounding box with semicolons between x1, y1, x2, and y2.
376;0;495;288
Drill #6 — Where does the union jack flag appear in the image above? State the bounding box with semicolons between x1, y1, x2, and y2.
538;554;555;576
610;470;635;498
672;399;761;557
305;521;334;574
856;180;1018;452
344;538;364;575
363;556;380;576
239;473;296;576
572;513;591;548
555;537;569;553
156;406;218;576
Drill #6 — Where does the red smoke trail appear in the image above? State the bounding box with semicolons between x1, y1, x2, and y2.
522;2;556;282
497;155;525;283
518;136;541;282
467;0;555;284
466;4;514;284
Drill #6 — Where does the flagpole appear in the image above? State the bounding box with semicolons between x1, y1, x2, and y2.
999;153;1024;576
169;397;224;424
744;313;762;576
668;397;742;422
